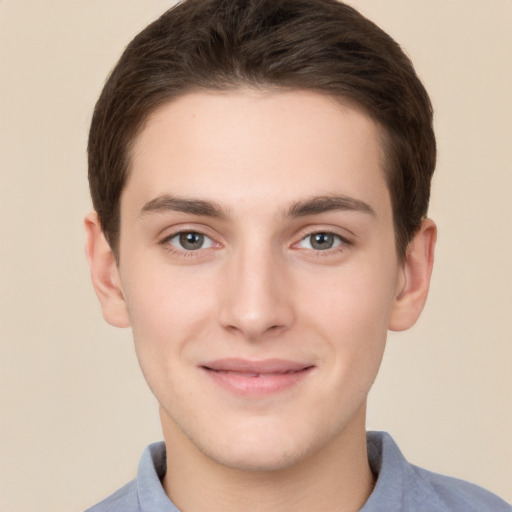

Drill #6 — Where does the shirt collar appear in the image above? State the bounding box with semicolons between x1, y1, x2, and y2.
137;441;179;512
136;431;411;512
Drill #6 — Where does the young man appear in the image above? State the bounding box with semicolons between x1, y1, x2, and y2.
84;0;510;510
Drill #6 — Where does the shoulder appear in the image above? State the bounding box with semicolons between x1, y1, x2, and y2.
85;479;139;512
84;441;173;512
364;431;510;512
409;465;511;512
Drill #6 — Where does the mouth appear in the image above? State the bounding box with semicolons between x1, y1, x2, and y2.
200;359;315;396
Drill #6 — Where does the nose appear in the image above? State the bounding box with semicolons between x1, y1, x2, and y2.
217;245;295;341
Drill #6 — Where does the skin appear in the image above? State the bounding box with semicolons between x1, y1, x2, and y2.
86;89;436;512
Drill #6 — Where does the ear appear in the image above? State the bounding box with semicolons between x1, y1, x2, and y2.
389;218;437;332
84;212;130;328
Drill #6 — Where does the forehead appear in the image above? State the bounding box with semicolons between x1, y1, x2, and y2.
125;89;390;219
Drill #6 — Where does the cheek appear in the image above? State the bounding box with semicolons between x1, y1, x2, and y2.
122;271;212;411
304;261;396;332
299;259;397;375
121;265;215;366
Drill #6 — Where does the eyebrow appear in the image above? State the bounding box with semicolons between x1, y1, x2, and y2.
139;193;376;220
140;195;230;220
285;195;376;218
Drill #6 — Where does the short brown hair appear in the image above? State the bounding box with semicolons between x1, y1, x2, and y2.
88;0;435;258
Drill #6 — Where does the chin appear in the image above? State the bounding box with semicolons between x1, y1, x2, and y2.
207;439;308;473
194;418;325;473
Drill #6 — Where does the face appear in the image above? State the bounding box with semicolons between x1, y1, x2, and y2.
102;90;418;471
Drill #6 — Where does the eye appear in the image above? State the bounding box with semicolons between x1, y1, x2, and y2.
166;231;215;251
298;232;345;251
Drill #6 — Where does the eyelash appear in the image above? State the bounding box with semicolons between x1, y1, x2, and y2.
159;229;352;258
294;230;351;255
160;230;218;256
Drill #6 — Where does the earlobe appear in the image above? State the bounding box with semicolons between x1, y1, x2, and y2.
84;212;131;328
389;218;437;332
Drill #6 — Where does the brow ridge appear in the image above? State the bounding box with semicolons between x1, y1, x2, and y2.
139;193;375;221
285;194;376;218
140;195;230;219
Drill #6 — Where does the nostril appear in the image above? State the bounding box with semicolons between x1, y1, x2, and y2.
216;269;295;339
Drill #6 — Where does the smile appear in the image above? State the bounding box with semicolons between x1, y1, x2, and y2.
212;369;305;377
200;359;315;397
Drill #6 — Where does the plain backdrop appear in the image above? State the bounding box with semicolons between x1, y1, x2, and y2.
1;1;511;510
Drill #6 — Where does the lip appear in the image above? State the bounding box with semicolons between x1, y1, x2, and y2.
200;358;315;397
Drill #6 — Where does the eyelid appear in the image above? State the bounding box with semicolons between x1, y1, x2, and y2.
290;227;354;257
167;232;215;249
158;221;219;241
158;225;222;254
294;226;353;244
157;223;353;255
300;233;342;247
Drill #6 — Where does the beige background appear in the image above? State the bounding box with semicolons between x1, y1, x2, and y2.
1;1;511;510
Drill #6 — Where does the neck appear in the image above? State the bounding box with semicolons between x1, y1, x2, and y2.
161;406;375;512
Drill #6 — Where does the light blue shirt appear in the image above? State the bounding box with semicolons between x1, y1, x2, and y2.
86;431;510;511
